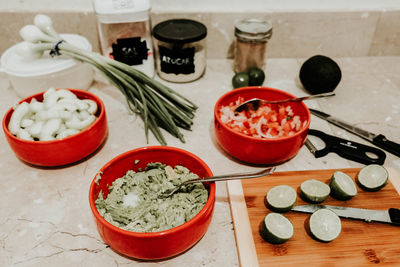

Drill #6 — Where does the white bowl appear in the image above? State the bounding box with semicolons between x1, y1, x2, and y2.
0;34;94;98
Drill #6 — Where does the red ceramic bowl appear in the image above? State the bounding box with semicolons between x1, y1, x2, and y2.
214;86;310;164
88;146;215;260
2;89;107;166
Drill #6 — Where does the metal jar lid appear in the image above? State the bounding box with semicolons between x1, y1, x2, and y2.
153;19;207;44
235;18;272;41
94;0;151;23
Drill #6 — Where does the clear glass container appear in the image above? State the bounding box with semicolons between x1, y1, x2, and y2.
94;0;154;77
234;18;273;73
152;19;207;83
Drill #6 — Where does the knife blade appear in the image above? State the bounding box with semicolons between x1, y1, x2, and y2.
309;108;400;158
292;204;400;226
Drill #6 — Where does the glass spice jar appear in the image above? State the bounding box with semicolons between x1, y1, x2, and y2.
234;18;273;73
94;0;154;77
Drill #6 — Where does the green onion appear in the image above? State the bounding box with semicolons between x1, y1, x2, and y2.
17;14;198;145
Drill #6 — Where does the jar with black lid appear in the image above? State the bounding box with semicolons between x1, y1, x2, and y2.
153;19;207;83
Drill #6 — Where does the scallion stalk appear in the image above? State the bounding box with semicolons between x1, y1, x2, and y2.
17;15;198;145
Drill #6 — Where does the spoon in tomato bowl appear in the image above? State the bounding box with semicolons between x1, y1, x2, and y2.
234;92;335;113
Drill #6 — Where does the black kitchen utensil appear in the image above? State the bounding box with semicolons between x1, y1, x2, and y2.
310;108;400;158
305;129;386;165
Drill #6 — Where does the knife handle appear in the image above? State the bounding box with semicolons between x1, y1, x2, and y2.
373;134;400;158
308;129;386;165
389;208;400;225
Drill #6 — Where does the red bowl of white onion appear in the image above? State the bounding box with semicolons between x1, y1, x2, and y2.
2;88;107;166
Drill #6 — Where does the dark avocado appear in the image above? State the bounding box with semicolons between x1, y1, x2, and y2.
248;67;265;86
299;55;342;94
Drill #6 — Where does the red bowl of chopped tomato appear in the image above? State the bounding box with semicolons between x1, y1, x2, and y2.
214;86;310;164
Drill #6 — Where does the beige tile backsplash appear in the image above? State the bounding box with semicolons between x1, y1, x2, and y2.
0;11;100;53
1;9;399;58
369;10;400;56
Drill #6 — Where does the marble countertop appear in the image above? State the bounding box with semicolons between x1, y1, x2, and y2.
1;56;400;266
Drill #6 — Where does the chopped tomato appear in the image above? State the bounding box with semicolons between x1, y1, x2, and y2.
219;97;306;139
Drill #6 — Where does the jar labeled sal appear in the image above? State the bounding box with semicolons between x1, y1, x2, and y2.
94;0;154;77
234;18;272;73
153;19;207;83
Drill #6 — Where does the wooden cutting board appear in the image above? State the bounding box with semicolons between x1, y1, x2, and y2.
227;168;400;267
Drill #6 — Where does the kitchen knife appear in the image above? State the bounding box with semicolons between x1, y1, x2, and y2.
292;204;400;226
309;108;400;158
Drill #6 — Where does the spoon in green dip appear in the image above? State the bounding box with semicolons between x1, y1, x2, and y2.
159;167;276;198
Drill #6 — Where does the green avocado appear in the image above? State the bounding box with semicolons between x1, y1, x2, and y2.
299;55;342;94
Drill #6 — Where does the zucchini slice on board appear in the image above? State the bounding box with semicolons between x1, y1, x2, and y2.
266;185;297;212
309;208;341;242
329;171;357;200
300;179;331;203
260;213;294;244
357;164;388;192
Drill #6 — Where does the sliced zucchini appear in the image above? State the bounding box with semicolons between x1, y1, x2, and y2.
309;208;341;242
266;185;297;212
260;213;294;244
357;164;388;192
300;179;331;203
329;171;357;200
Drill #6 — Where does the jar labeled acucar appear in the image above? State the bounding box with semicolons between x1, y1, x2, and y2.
234;18;272;73
153;19;207;83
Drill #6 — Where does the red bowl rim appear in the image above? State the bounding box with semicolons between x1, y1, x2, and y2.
214;86;311;142
88;146;216;238
2;88;106;144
